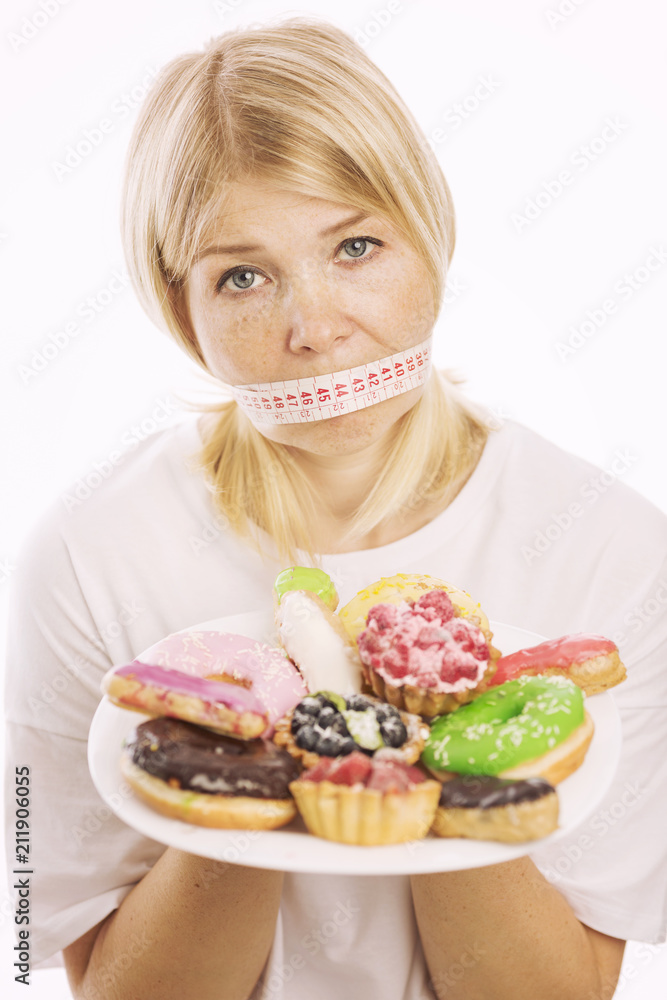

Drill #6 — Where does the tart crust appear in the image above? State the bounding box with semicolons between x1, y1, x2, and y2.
289;777;441;845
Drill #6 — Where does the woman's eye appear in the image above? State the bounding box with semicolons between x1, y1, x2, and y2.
338;237;383;262
216;268;267;294
215;236;383;294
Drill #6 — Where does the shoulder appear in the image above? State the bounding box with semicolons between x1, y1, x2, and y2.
13;417;206;605
22;417;202;550
493;418;667;541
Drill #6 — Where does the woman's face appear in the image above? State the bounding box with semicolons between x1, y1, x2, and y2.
178;179;437;455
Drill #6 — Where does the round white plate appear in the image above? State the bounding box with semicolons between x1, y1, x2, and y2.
88;618;622;875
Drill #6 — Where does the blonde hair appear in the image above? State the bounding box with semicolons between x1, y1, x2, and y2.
120;15;490;566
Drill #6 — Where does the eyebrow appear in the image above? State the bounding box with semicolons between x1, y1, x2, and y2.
195;211;372;262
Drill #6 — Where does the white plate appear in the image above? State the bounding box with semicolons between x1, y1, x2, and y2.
88;618;622;875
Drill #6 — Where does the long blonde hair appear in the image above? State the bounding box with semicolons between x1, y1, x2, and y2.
120;15;490;566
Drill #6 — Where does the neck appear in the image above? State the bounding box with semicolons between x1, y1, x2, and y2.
288;435;392;521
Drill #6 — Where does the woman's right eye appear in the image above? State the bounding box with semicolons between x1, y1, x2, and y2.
216;267;269;295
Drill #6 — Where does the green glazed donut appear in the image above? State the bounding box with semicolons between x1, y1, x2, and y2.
273;566;338;611
422;675;585;776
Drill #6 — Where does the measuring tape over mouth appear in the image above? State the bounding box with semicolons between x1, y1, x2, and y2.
229;335;433;425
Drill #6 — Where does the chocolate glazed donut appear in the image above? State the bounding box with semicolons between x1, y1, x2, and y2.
431;774;559;843
121;717;302;829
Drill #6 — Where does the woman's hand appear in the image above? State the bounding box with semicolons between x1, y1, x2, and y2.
411;856;625;1000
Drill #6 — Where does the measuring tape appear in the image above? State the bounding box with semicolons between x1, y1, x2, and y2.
230;336;433;424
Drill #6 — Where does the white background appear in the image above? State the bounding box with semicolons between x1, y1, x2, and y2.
1;0;666;996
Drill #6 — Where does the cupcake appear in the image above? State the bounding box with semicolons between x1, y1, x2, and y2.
356;590;499;716
289;750;441;845
272;691;429;768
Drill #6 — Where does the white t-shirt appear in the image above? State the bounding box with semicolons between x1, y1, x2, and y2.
4;412;667;999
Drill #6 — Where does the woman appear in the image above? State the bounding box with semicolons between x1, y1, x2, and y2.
5;17;666;1000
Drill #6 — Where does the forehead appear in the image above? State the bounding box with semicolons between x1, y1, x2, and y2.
199;179;372;242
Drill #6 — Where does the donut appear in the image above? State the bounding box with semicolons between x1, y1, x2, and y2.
275;589;363;694
121;716;300;829
289;750;442;845
485;633;626;696
273;690;429;768
356;590;498;716
103;660;269;739
273;566;339;611
430;775;559;843
338;573;497;650
422;675;594;786
101;629;308;738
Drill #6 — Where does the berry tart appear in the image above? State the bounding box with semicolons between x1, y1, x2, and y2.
273;691;429;768
289;750;441;845
356;590;499;716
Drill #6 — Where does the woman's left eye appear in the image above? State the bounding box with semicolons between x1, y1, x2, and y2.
337;236;384;263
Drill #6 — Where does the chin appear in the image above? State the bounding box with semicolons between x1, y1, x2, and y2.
253;387;423;456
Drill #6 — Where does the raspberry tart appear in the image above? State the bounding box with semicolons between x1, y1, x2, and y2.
356;590;499;716
289;750;441;845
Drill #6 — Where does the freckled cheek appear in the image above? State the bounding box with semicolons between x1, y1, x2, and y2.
193;301;279;379
362;265;436;337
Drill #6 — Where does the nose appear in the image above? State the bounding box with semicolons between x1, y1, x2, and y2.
284;270;353;355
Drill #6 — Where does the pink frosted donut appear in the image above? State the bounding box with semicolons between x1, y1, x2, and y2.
102;630;308;738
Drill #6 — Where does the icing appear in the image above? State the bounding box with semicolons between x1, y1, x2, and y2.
489;633;617;687
114;660;266;715
422;675;585;776
125;717;300;798
274;567;338;610
437;775;555;809
357;592;489;693
276;590;362;694
136;629;307;731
